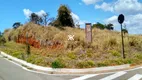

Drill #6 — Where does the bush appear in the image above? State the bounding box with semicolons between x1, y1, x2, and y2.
96;61;109;67
76;60;95;68
67;52;77;59
134;53;142;59
51;58;65;68
108;38;117;46
128;37;139;47
109;50;121;57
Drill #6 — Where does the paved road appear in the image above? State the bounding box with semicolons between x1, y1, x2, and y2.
0;55;80;80
0;55;142;80
71;67;142;80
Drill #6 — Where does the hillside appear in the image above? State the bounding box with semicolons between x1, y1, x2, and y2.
1;23;142;68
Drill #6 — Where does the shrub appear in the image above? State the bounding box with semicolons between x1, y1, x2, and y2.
109;50;121;57
67;52;77;59
76;60;95;68
128;37;139;47
134;53;142;59
108;38;117;46
96;61;109;67
51;58;65;68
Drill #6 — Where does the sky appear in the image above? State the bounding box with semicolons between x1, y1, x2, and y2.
0;0;142;34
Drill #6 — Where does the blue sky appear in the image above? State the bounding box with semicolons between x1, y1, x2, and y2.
0;0;142;34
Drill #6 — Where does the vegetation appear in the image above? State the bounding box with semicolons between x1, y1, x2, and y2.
92;22;114;30
13;22;22;29
1;23;142;68
51;5;74;27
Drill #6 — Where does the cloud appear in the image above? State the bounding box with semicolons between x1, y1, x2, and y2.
95;2;113;12
114;0;142;15
23;9;47;19
95;0;142;14
35;10;47;17
71;12;88;27
104;14;142;34
23;9;32;19
82;0;102;5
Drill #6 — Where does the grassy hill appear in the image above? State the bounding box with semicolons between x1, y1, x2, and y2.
1;23;142;68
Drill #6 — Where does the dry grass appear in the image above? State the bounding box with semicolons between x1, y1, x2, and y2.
1;23;142;68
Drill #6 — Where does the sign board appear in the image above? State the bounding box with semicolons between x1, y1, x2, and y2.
85;23;92;43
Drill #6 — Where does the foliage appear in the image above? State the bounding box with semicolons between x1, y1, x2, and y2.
105;23;114;30
76;60;95;68
52;5;74;27
92;22;105;29
51;58;65;68
13;22;21;29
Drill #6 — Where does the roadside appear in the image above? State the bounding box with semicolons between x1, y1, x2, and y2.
0;51;132;74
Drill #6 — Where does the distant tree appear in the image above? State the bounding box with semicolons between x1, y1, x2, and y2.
92;22;105;29
13;22;21;29
52;5;74;27
30;13;42;24
122;24;128;35
105;23;114;30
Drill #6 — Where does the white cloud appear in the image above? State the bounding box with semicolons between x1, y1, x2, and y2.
104;14;142;34
35;10;47;17
71;12;88;27
95;2;113;12
23;9;32;19
82;0;102;5
23;9;47;19
95;0;142;14
114;0;142;15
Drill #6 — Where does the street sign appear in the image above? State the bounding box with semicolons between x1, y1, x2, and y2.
118;14;124;24
118;14;125;59
85;23;92;43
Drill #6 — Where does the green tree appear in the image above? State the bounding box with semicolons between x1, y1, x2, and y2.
30;13;43;25
52;5;74;27
105;23;114;30
122;29;128;34
13;22;21;29
92;22;105;29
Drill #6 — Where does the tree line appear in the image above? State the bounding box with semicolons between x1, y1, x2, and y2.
11;4;128;33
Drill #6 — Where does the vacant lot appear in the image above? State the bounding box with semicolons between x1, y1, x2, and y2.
1;23;142;68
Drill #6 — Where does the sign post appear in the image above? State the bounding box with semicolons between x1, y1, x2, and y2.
85;23;92;43
118;14;125;59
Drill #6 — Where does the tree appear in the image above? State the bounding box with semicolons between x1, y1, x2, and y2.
105;23;114;30
52;5;74;27
92;22;105;29
30;13;42;24
13;22;21;29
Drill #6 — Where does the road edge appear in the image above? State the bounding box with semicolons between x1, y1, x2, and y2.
0;51;130;74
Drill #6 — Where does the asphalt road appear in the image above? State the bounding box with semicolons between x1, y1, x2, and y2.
0;55;142;80
0;55;80;80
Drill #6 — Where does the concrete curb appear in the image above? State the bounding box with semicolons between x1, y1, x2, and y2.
0;51;130;74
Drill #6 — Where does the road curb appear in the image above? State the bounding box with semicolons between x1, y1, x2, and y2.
0;51;130;74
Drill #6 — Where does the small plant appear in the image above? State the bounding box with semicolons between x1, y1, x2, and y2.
108;38;117;46
76;60;95;68
128;37;138;47
67;52;77;59
51;58;65;68
109;50;121;57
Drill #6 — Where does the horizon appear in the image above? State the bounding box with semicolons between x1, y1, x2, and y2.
0;0;142;34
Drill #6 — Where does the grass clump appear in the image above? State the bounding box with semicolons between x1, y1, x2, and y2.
51;58;65;68
76;60;95;68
